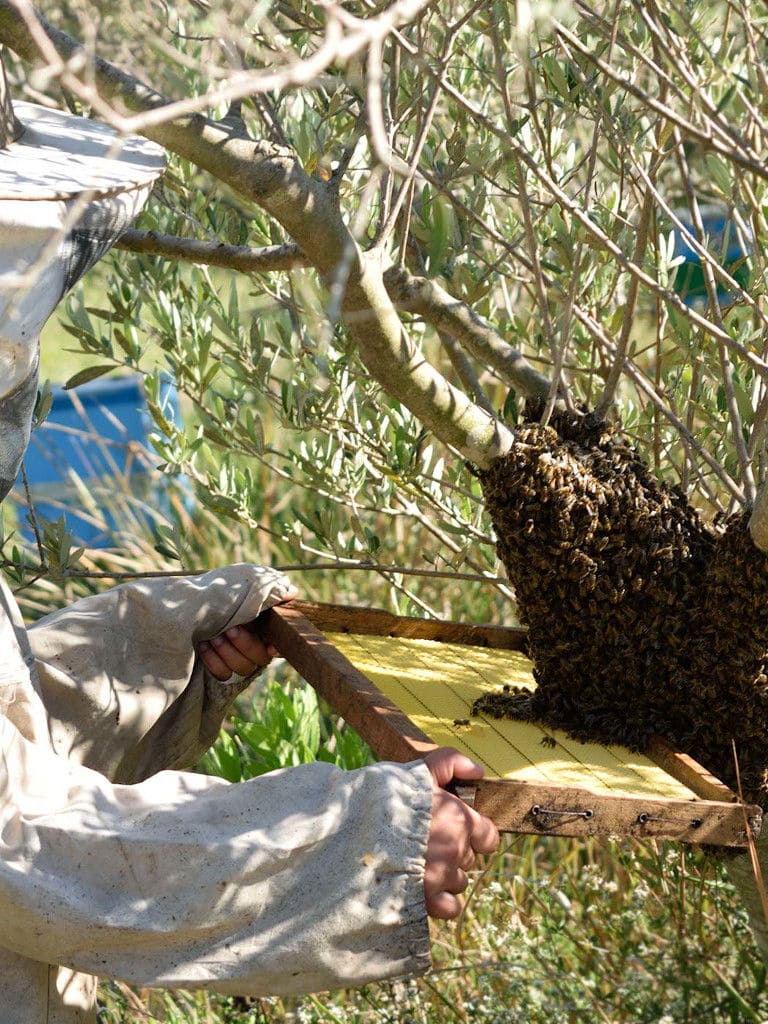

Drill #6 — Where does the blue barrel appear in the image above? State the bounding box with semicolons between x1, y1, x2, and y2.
17;374;180;547
671;207;751;307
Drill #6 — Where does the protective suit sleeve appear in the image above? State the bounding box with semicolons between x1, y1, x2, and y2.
0;724;432;994
0;572;433;996
28;564;293;781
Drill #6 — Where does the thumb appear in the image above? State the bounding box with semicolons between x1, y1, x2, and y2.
424;747;485;789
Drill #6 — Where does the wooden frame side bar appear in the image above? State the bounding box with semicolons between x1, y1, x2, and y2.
646;737;740;804
289;600;529;650
472;778;757;846
261;604;439;761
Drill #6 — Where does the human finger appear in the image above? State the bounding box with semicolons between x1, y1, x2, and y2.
423;747;484;789
222;625;273;666
442;865;469;895
209;634;265;677
460;847;476;872
424;864;469;902
198;640;235;681
424;790;474;919
424;859;469;919
425;890;463;921
467;806;500;856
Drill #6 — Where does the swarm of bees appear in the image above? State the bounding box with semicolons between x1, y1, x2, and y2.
474;410;768;803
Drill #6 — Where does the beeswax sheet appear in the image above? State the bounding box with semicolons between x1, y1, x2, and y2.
326;632;698;800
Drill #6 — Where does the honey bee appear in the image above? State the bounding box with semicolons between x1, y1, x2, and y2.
475;410;768;805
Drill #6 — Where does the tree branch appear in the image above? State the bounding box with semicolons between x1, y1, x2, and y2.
114;229;308;273
6;0;439;133
388;12;768;379
556;17;767;180
113;232;550;412
383;266;553;404
438;330;496;417
0;0;513;468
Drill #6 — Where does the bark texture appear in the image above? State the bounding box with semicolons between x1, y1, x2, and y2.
728;834;768;963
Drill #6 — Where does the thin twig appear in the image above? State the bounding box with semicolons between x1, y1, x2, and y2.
439;331;496;416
20;463;46;566
595;35;664;418
731;739;768;925
5;558;508;585
513;154;561;407
574;306;744;504
673;130;755;500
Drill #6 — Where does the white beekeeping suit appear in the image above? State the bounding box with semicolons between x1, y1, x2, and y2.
0;101;167;498
0;100;431;1023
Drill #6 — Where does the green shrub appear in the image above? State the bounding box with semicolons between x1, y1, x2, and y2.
198;673;373;782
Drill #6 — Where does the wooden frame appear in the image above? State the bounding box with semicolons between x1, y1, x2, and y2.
261;601;762;848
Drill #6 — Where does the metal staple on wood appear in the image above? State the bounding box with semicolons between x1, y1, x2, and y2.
531;804;594;820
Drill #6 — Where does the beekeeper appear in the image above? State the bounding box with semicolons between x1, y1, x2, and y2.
0;76;499;1023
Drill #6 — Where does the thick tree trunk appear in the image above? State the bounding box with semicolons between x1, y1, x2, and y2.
0;47;21;148
727;837;768;964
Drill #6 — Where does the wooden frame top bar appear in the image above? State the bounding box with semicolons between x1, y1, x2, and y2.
260;601;762;848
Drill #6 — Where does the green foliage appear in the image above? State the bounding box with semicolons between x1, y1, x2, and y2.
198;674;373;781
15;0;768;606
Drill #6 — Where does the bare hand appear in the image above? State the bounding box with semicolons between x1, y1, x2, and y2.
198;586;298;680
423;747;500;920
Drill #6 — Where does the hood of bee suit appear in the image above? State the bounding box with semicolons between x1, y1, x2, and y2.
0;100;165;502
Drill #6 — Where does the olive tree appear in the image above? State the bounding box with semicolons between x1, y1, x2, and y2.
4;0;768;957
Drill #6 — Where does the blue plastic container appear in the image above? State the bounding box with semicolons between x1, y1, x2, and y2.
671;207;751;307
17;374;180;547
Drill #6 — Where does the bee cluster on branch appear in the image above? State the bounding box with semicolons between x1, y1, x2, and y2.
475;411;768;804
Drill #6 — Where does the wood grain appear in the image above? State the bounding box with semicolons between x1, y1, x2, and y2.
287;600;529;649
